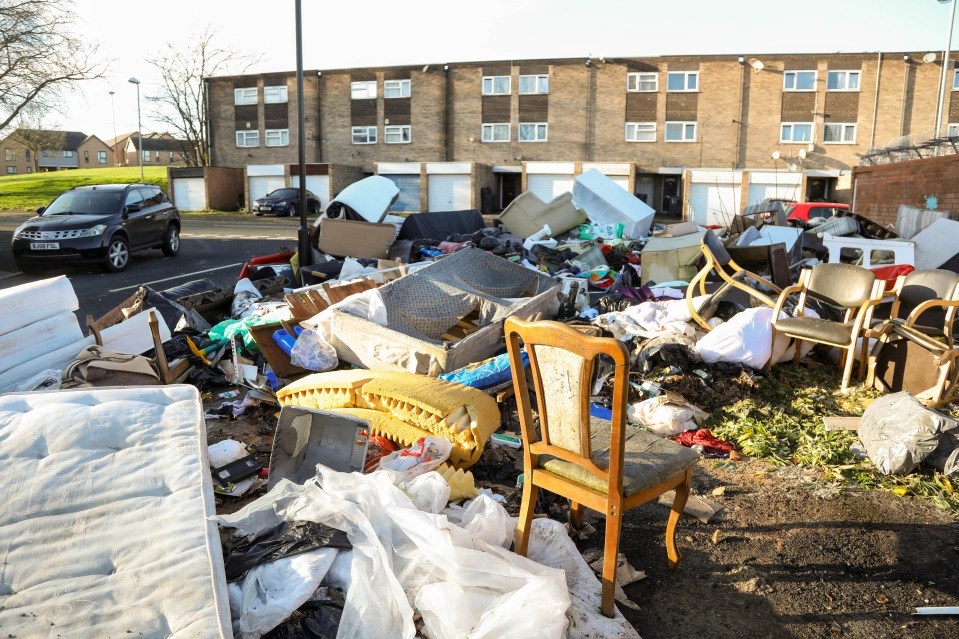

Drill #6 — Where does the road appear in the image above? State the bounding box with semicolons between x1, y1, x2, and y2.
0;212;309;321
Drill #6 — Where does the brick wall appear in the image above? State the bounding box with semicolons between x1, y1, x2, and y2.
853;155;959;227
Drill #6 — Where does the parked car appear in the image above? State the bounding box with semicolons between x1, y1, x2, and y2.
252;188;322;217
785;202;850;225
10;183;180;273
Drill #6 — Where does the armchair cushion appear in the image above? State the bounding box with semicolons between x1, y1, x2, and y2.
774;317;855;345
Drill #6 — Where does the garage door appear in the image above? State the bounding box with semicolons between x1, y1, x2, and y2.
428;174;471;211
248;176;286;211
381;175;421;212
688;183;741;227
291;175;331;212
747;182;801;206
172;177;205;211
527;175;574;202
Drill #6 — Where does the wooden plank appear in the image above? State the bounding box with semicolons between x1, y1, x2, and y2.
823;416;861;431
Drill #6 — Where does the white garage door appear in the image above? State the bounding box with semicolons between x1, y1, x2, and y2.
291;175;331;212
381;175;421;212
248;176;286;211
608;176;629;191
688;183;742;227
172;177;206;211
747;182;801;206
527;175;574;202
428;174;471;211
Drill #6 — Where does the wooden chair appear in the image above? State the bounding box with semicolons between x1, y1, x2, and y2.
504;317;699;618
686;231;782;330
769;263;886;393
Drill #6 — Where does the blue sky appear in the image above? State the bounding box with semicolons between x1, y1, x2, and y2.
63;0;957;140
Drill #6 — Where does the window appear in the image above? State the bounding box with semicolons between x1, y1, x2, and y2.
625;122;656;142
784;70;817;91
482;75;510;95
823;123;857;144
154;151;160;161
63;150;74;158
264;85;288;103
236;130;259;147
665;121;696;142
384;80;411;98
25;150;30;160
6;166;16;174
142;150;150;162
627;72;657;92
265;129;290;146
84;150;89;161
827;70;860;91
781;122;813;143
124;189;144;208
169;151;174;161
518;122;548;142
948;123;959;137
26;166;32;173
481;123;510;142
666;71;698;92
953;68;958;90
384;125;411;144
352;126;377;144
4;149;15;161
518;74;549;94
98;151;107;164
234;88;257;105
351;81;376;99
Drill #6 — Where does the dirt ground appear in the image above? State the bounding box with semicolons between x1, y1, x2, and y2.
207;392;959;639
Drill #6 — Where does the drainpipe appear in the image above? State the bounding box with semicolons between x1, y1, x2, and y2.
316;72;323;162
203;79;212;166
870;52;882;149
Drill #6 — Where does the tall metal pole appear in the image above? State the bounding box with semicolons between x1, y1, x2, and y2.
294;0;311;279
109;91;119;166
129;76;144;181
935;0;957;137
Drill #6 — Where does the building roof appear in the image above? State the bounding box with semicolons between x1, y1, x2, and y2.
129;135;187;152
1;129;89;150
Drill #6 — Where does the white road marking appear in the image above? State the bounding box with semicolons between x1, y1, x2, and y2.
107;262;245;293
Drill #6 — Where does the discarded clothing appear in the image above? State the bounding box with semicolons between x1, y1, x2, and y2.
627;392;709;437
674;428;735;458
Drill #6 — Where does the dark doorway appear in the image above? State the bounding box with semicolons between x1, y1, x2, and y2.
499;173;521;211
806;177;832;202
662;176;682;217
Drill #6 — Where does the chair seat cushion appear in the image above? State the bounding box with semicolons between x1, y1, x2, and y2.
775;317;853;345
540;417;699;497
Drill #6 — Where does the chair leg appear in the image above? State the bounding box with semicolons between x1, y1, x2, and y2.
569;500;585;530
839;345;857;394
600;503;623;618
792;337;803;364
514;480;538;557
666;469;691;569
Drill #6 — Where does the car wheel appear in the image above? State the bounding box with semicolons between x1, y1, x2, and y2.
287;203;296;218
104;235;130;272
162;224;180;257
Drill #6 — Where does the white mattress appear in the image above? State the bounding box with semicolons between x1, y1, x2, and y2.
0;385;232;638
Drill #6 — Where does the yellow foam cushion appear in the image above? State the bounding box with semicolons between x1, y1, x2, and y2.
276;369;374;410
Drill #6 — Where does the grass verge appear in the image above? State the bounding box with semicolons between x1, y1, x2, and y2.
0;166;169;210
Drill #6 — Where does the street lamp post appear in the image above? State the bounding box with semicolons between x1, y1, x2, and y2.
108;91;118;166
128;77;144;181
935;0;957;137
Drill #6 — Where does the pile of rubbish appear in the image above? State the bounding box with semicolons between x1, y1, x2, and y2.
2;170;959;638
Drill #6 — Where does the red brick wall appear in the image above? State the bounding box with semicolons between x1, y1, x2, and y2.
853;155;959;228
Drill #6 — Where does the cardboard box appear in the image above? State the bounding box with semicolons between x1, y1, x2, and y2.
318;217;398;259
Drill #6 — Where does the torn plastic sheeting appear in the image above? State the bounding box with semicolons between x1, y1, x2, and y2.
224;521;351;582
324;176;399;224
215;470;571;639
593;294;704;341
627;392;709;437
696;306;814;369
572;169;655;240
859;391;959;475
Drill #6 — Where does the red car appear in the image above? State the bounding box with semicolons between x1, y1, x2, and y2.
785;202;850;225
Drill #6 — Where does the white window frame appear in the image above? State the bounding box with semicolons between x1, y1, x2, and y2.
6;166;16;174
4;149;14;161
264;85;288;103
627;72;658;92
625;122;657;142
518;74;549;95
234;87;258;105
953;68;958;90
518;122;548;142
384;79;411;98
63;150;74;158
351;126;377;144
142;150;150;162
664;121;697;142
265;128;289;147
947;123;958;137
98;151;107;164
666;71;698;92
780;122;814;143
826;70;860;92
482;75;511;96
384;125;411;144
351;81;377;100
784;70;817;91
823;123;857;144
481;123;510;142
235;130;259;147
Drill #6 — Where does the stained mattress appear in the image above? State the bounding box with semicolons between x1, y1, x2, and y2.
0;385;231;638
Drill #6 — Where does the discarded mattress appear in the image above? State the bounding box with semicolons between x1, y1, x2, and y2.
325;175;399;223
498;191;587;238
277;369;502;467
0;385;231;637
329;247;562;375
572;169;654;239
398;209;486;241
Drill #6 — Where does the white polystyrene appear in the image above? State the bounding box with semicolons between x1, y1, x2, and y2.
573;169;655;239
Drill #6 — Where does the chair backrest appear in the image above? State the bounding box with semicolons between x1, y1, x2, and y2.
703;230;732;267
893;269;959;334
505;317;629;483
805;263;877;310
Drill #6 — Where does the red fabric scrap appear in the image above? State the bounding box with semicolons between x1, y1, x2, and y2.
674;428;735;457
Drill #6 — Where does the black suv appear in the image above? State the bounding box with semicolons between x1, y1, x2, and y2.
11;183;180;272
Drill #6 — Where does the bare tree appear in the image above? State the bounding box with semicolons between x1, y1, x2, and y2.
0;0;102;132
10;108;63;171
147;28;259;167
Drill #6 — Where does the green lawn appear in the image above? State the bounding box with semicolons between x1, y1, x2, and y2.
0;166;169;211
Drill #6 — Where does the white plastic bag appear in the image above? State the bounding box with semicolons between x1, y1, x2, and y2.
232;278;263;319
404;471;452;514
457;493;516;548
627;394;709;436
290;327;338;371
378;436;453;480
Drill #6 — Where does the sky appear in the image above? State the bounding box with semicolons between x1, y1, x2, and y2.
56;0;958;141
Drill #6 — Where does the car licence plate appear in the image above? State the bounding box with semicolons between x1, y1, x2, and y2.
258;205;272;211
30;242;59;250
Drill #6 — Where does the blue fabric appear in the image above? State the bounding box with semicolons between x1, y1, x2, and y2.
440;350;529;389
